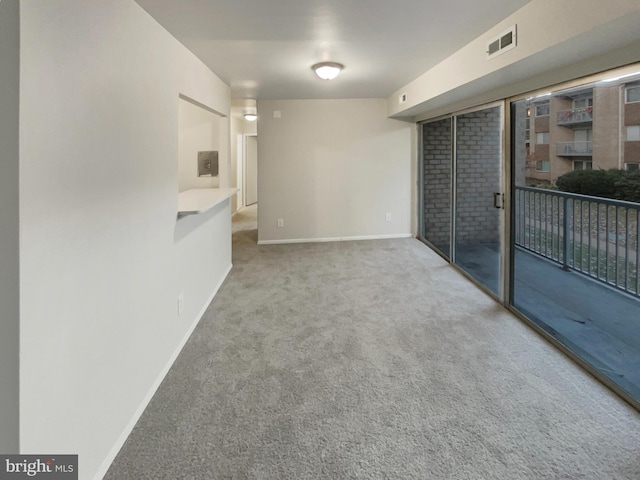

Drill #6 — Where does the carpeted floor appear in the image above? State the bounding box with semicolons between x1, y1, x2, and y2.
105;204;640;479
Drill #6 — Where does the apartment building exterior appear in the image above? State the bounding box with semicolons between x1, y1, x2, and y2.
525;80;640;184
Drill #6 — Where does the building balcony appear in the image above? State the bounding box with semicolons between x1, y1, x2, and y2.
556;141;593;156
556;107;593;126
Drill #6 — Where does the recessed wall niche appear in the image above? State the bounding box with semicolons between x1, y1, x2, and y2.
178;96;224;192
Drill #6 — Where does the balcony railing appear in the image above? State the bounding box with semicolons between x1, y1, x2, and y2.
556;141;593;156
556;107;593;125
514;186;639;299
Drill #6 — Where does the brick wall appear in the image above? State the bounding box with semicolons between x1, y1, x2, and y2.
455;107;501;246
624;141;640;163
513;100;528;186
422;119;452;249
625;102;640;125
593;85;622;170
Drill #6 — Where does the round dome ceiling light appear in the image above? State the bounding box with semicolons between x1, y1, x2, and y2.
312;62;344;80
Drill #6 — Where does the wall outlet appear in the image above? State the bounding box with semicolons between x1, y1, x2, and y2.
385;213;392;222
277;218;284;228
178;294;184;316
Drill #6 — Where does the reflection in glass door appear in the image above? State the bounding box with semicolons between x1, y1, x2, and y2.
454;106;504;296
420;105;504;296
420;118;452;259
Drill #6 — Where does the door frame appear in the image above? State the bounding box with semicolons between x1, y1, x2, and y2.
418;100;509;302
243;134;258;207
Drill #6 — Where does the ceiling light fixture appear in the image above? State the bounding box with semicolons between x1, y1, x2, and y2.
312;62;344;80
242;99;258;121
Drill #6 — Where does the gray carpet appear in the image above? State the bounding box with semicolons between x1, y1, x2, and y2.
105;204;640;479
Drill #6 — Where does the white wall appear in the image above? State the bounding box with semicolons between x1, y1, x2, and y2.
0;0;20;454
178;97;222;191
257;99;413;243
19;1;231;479
389;0;640;119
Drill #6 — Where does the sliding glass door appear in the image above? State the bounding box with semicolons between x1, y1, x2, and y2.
421;119;452;259
510;71;640;406
420;104;504;296
419;65;640;408
454;106;503;296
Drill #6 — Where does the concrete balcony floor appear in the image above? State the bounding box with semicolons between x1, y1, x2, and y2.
452;244;640;400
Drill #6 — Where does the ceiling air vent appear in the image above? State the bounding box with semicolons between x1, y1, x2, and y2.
487;25;517;59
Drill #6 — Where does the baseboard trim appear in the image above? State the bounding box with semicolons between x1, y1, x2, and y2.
93;263;233;480
258;233;413;245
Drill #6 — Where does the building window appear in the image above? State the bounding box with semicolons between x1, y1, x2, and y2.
573;160;593;170
627;163;640;172
626;125;640;141
573;97;593;109
625;85;640;104
535;103;550;116
536;132;549;144
536;160;550;172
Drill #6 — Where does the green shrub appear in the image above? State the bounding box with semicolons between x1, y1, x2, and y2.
614;171;640;203
556;169;619;198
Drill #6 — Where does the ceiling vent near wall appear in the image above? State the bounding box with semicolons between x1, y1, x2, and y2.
487;25;517;59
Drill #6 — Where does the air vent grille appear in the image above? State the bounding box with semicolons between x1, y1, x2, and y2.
488;39;500;56
487;25;517;59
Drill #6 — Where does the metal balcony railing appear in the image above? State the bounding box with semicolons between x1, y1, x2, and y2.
514;186;640;299
556;141;593;156
556;107;593;125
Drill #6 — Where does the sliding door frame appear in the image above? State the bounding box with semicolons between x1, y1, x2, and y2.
418;64;640;412
417;114;453;261
505;66;640;412
418;100;509;302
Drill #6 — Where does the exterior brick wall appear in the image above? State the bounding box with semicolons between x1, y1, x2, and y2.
455;107;501;246
534;114;549;133
422;119;452;248
624;141;640;163
593;85;622;170
513;101;527;186
625;102;640;126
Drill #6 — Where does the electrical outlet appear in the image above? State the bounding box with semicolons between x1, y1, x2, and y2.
178;294;184;316
385;213;392;222
277;218;284;228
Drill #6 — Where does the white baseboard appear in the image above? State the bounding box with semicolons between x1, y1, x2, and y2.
93;263;233;480
258;233;413;245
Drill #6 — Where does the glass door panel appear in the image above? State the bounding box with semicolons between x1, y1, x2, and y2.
454;106;503;296
511;88;640;404
421;119;452;259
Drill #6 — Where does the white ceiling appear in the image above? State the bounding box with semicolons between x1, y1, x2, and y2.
135;0;530;100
